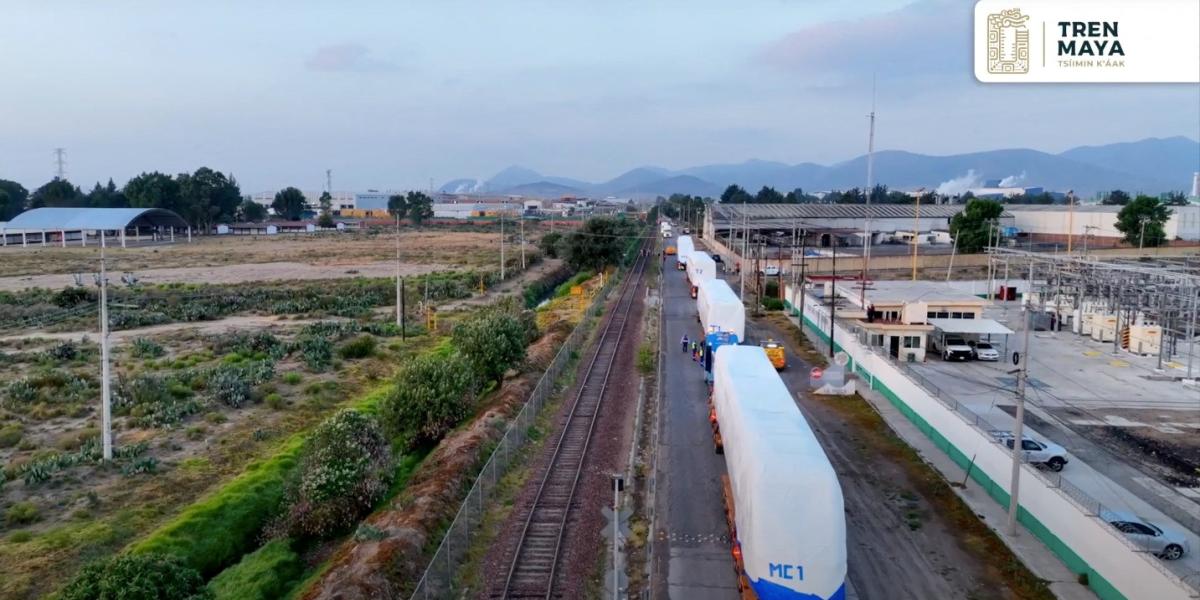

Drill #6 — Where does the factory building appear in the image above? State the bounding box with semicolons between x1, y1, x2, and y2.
1004;204;1200;245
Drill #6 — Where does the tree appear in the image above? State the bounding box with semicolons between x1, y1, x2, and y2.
539;231;564;258
59;554;210;600
380;353;475;447
948;198;1004;253
0;179;29;219
452;312;528;383
238;199;267;222
387;193;408;220
318;191;333;213
178;167;242;232
317;212;335;228
563;216;637;272
406;191;433;226
86;178;128;208
720;184;752;204
1115;195;1172;247
124;172;181;212
271;187;307;220
29;178;83;208
755;186;784;203
1163;191;1190;206
1102;189;1131;206
272;410;393;539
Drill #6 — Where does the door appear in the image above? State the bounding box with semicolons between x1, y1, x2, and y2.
889;336;900;358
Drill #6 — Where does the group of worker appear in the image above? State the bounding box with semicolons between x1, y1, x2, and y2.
680;334;708;364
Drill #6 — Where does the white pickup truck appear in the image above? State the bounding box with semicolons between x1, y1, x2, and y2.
990;431;1070;472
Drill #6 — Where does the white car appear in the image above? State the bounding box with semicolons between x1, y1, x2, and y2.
991;432;1069;472
940;335;974;361
972;341;1000;361
1101;510;1191;560
761;265;780;276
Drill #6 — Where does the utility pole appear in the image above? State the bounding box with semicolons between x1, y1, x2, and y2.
98;231;113;461
911;192;920;281
403;214;408;328
54;148;67;180
861;79;876;308
520;217;526;270
1139;216;1149;250
500;210;506;280
1006;259;1034;536
1066;191;1076;253
829;242;837;359
739;200;748;299
799;231;808;330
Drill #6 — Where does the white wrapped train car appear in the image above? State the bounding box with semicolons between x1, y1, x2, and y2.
686;251;716;298
675;235;694;271
712;345;846;600
696;278;744;343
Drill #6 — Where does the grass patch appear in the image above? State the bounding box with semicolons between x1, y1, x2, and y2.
207;539;303;600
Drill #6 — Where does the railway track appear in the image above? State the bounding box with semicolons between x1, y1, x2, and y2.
497;246;648;599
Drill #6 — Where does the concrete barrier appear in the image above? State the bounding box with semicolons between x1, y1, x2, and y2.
784;284;1196;600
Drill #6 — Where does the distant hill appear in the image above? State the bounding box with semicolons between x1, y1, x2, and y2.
440;137;1199;198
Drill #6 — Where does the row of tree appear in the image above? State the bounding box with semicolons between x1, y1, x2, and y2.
538;215;642;272
949;194;1176;251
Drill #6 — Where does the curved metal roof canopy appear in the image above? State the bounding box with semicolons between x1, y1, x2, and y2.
2;208;190;231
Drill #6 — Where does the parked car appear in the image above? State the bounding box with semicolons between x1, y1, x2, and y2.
991;432;1069;472
1101;510;1190;560
972;341;1000;361
941;335;974;361
761;265;780;276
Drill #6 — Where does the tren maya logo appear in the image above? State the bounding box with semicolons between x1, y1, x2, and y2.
986;8;1029;74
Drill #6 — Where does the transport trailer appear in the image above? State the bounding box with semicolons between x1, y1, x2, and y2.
703;330;738;384
687;251;716;298
711;345;847;600
676;235;694;271
697;278;745;343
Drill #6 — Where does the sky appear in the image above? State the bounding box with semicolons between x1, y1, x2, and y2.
1;0;1197;193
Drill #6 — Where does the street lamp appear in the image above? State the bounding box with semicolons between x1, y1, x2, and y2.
1139;215;1150;250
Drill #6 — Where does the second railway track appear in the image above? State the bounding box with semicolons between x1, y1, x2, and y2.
497;246;649;599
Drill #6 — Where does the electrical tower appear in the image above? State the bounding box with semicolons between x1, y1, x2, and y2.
54;148;67;180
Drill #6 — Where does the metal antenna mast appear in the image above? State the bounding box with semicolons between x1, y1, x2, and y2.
54;148;67;180
860;77;876;307
325;169;332;193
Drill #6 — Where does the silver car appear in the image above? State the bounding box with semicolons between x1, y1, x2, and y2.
972;341;1000;361
1101;510;1191;560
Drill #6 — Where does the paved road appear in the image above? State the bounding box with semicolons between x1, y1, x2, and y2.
653;248;740;600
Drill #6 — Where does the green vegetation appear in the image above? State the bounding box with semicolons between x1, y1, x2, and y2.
538;232;564;258
5;501;40;526
948;199;1005;253
381;353;475;448
131;337;166;359
563;216;641;272
554;271;594;298
129;436;304;577
207;539;303;600
336;334;377;360
282;372;303;385
452;312;530;383
270;410;393;539
636;343;655;375
59;553;211;600
762;297;785;311
1115;195;1172;247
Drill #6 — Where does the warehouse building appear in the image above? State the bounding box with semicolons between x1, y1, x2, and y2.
0;207;191;247
1004;204;1200;246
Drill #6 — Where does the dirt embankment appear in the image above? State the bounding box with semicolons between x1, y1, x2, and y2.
299;321;572;600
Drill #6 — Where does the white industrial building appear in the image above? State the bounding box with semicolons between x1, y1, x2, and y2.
250;190;360;211
1004;204;1200;244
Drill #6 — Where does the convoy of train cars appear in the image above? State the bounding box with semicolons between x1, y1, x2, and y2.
686;250;717;298
669;231;847;600
711;346;847;600
675;235;694;271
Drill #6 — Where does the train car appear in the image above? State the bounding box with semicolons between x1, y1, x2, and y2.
697;278;744;343
686;251;717;298
711;345;846;600
676;235;694;271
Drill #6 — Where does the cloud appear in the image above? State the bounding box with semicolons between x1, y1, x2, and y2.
756;0;969;85
935;169;980;196
305;44;399;72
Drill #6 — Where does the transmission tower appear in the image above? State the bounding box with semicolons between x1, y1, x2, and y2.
53;148;67;180
325;169;333;193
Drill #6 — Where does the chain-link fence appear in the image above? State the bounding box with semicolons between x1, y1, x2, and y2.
800;303;1200;595
407;272;621;600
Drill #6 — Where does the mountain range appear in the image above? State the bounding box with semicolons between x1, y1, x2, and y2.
438;136;1200;198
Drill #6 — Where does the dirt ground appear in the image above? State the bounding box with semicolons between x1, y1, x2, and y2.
0;229;513;280
751;313;1052;600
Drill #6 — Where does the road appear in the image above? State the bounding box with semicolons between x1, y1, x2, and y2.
652;246;740;599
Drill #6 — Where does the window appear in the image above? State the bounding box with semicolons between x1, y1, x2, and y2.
903;336;921;348
927;311;937;319
1021;440;1041;451
962;313;975;319
950;311;963;319
869;334;884;347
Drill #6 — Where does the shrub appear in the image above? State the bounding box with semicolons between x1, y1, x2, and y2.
3;379;36;407
131;337;166;358
452;312;528;382
5;501;40;526
206;539;303;600
538;232;563;258
0;424;22;448
636;343;655;375
59;553;211;600
762;297;784;311
282;372;302;385
132;436;304;577
336;334;376;360
52;286;95;308
208;362;275;408
8;530;32;543
298;335;333;372
554;271;594;298
265;393;285;410
380;353;475;447
272;410;393;539
47;340;80;361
